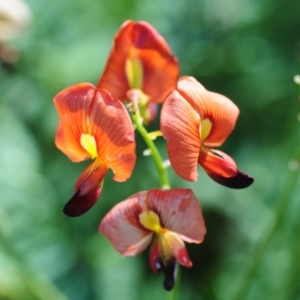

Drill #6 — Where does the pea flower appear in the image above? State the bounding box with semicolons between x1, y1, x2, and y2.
54;83;136;217
97;20;179;124
160;76;254;188
100;188;206;290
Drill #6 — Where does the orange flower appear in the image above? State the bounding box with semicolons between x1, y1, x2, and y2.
54;83;136;216
100;188;206;291
97;20;179;124
160;76;254;188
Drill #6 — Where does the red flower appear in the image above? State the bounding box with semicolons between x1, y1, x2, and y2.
54;83;136;216
99;188;206;290
97;20;179;124
160;76;253;188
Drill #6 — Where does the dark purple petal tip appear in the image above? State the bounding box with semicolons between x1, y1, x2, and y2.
63;187;101;217
207;170;254;189
162;259;177;291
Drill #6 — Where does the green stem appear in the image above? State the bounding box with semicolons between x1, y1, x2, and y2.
232;146;300;300
131;112;177;300
132;114;170;189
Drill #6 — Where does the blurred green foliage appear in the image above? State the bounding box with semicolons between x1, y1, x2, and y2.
0;0;299;299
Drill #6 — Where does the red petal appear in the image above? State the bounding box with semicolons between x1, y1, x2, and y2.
198;149;237;178
145;189;206;243
63;185;102;217
160;90;201;182
74;160;108;196
177;76;239;146
90;88;136;182
63;161;108;217
54;84;136;180
198;149;254;188
165;232;192;267
149;238;161;273
98;20;179;103
53;83;97;162
99;192;152;256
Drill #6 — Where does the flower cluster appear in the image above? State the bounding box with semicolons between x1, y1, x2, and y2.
53;20;254;291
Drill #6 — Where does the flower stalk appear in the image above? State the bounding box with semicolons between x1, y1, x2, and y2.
132;113;170;190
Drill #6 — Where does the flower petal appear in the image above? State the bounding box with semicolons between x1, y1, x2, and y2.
99;192;152;256
53;83;97;162
54;84;136;180
90;88;136;182
98;20;179;103
63;185;101;217
207;169;254;189
74;160;108;197
198;149;237;178
199;149;254;188
177;76;239;146
63;161;108;217
160;90;201;182
164;232;192;268
145;189;206;243
149;237;161;273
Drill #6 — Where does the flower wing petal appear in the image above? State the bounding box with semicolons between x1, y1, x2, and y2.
98;20;179;103
166;232;192;267
199;149;254;188
90;88;136;182
161;90;201;182
99;192;152;256
145;189;206;243
53;83;96;162
177;76;239;146
149;237;161;273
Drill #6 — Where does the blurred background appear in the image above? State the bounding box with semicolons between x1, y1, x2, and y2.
0;0;299;299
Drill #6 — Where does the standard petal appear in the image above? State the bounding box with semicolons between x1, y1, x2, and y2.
89;88;136;182
177;76;239;146
63;161;108;217
161;90;201;182
99;192;152;256
145;189;206;243
53;83;97;162
98;20;179;103
136;47;179;103
198;149;254;188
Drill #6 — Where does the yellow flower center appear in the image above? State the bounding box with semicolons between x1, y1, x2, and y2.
125;56;143;89
200;118;212;142
139;210;162;233
139;210;179;266
80;134;98;159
